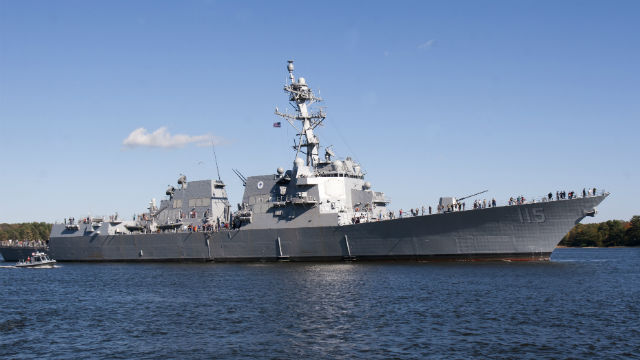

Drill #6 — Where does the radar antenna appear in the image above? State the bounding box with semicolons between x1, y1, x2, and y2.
275;60;326;167
324;145;335;161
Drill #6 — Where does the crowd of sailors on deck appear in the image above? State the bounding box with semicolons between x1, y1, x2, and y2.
63;186;602;230
387;186;600;219
0;239;47;248
186;223;228;232
118;185;602;229
63;217;98;225
548;187;598;201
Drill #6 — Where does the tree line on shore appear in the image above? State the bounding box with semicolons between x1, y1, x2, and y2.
0;218;639;247
0;223;52;242
559;216;640;247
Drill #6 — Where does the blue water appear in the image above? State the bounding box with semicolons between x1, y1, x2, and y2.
1;248;638;359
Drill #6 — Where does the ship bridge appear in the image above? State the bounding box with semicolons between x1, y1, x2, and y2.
231;61;390;229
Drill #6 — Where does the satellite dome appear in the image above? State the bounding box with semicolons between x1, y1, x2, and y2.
332;160;343;171
363;181;372;190
294;157;304;168
177;175;188;189
298;77;306;85
277;167;285;175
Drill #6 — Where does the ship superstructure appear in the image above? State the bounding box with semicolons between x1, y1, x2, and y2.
156;176;231;231
57;176;230;237
48;61;608;262
235;61;389;230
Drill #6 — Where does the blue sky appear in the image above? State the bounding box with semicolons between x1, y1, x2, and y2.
1;0;638;223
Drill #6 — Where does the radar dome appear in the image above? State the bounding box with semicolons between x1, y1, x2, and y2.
298;77;306;85
177;175;187;189
363;181;372;190
294;157;304;168
277;167;285;175
332;160;343;171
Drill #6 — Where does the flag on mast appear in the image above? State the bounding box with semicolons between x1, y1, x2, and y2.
273;122;281;128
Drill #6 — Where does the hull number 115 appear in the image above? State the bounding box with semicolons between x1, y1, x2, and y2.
518;207;545;223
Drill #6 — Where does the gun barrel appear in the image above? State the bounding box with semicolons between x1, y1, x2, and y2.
457;190;488;202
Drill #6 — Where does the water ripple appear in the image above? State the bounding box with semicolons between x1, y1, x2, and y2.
0;248;638;358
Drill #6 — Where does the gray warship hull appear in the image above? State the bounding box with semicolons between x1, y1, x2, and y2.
49;195;606;262
0;246;48;262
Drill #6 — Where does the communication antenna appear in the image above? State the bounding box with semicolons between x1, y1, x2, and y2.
211;141;221;181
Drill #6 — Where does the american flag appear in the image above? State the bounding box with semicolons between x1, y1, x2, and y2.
273;122;281;128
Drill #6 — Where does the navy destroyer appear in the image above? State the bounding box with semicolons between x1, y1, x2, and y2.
49;61;608;262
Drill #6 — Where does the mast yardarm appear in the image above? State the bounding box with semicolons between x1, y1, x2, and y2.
275;60;326;167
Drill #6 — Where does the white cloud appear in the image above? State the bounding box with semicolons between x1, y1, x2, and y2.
122;127;217;149
418;39;437;49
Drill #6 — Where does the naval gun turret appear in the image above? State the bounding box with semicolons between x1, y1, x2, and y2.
439;190;488;212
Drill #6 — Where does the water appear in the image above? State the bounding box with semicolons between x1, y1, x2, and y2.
1;248;638;359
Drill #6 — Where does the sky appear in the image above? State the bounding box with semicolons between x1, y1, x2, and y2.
0;0;638;224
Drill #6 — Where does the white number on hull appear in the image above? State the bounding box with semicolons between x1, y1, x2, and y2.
518;207;545;223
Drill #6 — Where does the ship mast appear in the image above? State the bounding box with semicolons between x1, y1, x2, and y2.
275;60;326;167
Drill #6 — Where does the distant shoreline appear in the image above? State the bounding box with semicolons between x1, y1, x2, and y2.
559;216;639;247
